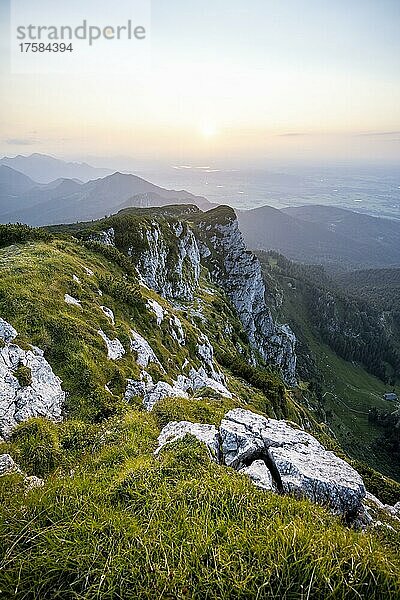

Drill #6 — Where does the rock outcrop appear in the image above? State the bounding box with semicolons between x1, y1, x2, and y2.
194;209;297;385
131;221;201;301
0;319;65;440
156;408;366;520
0;453;20;476
98;330;125;360
125;377;189;411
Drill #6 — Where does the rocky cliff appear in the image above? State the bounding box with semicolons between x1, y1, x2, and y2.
192;207;297;385
93;206;297;385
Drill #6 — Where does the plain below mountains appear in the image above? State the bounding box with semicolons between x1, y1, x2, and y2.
0;164;212;226
238;204;400;271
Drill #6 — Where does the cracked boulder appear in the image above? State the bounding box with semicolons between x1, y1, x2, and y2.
220;409;366;517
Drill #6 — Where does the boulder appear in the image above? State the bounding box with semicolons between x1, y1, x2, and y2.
0;317;17;343
0;454;20;476
100;306;115;325
0;327;65;440
146;299;165;326
130;330;162;369
220;409;365;516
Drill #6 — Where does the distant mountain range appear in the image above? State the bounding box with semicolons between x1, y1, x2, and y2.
238;204;400;271
2;153;400;271
0;153;113;183
0;161;213;226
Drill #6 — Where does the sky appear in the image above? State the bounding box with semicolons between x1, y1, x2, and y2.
0;0;399;167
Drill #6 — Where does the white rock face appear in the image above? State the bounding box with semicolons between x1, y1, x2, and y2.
0;320;65;439
125;379;147;401
220;409;365;516
170;315;185;345
156;421;220;461
196;213;297;385
269;444;365;515
100;306;115;325
0;317;17;343
91;228;115;246
98;330;125;360
84;267;94;276
64;294;82;308
0;454;20;476
146;299;165;326
132;221;201;301
130;330;162;369
125;377;188;411
239;460;274;491
73;275;81;284
186;367;232;398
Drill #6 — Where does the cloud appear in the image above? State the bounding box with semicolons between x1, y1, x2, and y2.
357;131;400;137
278;132;309;137
4;137;38;146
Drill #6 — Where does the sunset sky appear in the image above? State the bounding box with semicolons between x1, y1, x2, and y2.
0;0;399;166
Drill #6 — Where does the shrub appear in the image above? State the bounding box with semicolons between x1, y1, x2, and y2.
59;420;98;453
83;240;135;276
10;418;61;477
0;224;51;249
14;365;32;387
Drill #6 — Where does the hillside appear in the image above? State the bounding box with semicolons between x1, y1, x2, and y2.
0;209;400;598
238;204;400;271
257;251;400;481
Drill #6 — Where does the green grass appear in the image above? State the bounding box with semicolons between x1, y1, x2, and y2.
1;415;399;599
1;231;400;598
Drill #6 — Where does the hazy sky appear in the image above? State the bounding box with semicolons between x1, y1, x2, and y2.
1;0;399;166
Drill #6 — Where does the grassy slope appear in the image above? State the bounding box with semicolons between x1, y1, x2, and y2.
1;405;400;599
1;233;400;597
263;259;400;480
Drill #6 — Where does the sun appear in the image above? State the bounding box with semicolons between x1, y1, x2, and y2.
199;123;218;139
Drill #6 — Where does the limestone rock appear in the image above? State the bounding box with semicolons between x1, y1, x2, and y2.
98;330;125;360
195;212;297;385
220;409;365;516
132;221;201;301
0;454;20;476
125;379;147;401
125;377;188;411
130;330;162;369
64;294;82;308
156;421;220;461
91;228;115;246
239;460;274;491
146;299;165;326
170;315;185;345
100;306;115;325
0;317;17;343
269;444;365;515
24;475;45;491
0;324;65;439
